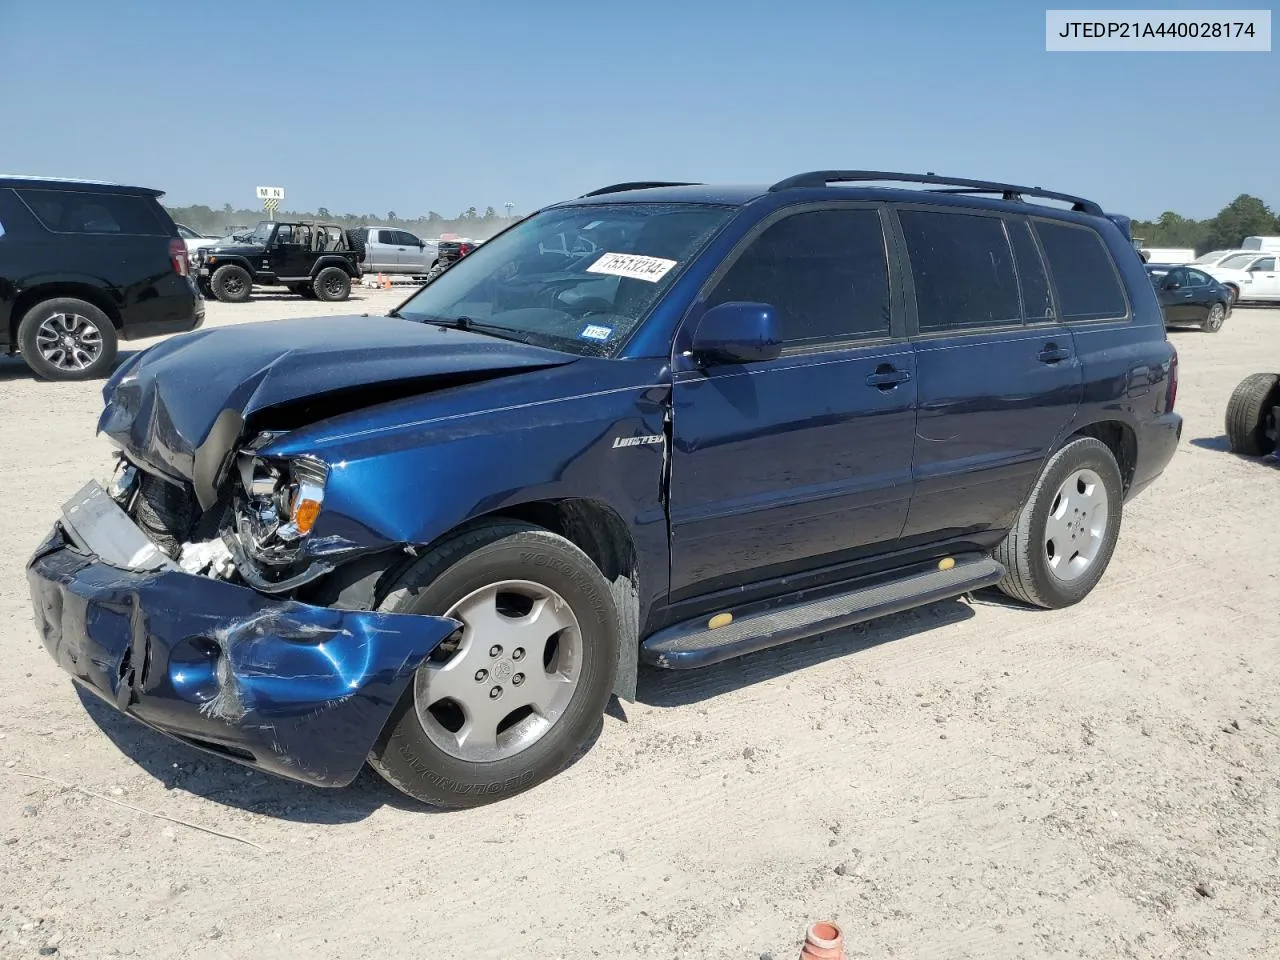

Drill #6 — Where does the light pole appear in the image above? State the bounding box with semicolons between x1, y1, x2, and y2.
504;201;514;219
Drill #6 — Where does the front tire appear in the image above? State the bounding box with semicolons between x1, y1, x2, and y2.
369;521;619;808
1225;373;1280;456
994;437;1124;609
313;266;351;302
17;298;119;381
210;264;252;303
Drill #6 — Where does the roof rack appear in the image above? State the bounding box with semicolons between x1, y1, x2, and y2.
767;170;1103;217
579;181;701;198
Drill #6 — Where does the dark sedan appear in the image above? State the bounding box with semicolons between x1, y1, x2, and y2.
1147;263;1232;333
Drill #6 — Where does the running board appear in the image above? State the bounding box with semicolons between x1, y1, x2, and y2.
641;555;1005;669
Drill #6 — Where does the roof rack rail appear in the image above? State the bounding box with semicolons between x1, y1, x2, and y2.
579;181;701;198
767;170;1103;217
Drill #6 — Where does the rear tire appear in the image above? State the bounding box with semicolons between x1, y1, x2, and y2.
313;266;351;302
1203;302;1226;332
17;297;118;381
368;521;619;808
1225;373;1280;456
994;437;1124;609
210;264;252;303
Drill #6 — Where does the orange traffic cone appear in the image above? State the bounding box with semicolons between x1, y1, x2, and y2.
799;921;844;960
381;274;392;290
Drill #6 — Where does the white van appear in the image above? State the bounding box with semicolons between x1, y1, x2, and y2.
1242;236;1280;253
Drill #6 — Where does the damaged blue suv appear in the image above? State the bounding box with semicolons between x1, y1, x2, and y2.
27;171;1182;807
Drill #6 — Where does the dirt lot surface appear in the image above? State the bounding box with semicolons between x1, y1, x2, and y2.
0;292;1276;960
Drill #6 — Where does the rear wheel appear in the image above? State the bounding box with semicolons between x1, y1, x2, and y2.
1203;302;1226;332
369;521;619;808
210;264;252;303
994;437;1123;609
1225;373;1280;456
313;266;351;302
17;298;118;381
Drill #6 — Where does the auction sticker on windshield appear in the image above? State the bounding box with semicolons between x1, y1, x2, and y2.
586;252;678;283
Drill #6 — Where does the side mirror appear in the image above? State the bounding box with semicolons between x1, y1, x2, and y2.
691;302;783;365
1164;280;1180;290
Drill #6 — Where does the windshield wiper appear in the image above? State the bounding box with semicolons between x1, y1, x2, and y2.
413;314;527;342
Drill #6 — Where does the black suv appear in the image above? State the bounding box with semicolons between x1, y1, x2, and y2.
0;176;204;380
194;220;363;303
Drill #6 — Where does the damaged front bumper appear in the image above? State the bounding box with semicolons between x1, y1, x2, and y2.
26;492;459;788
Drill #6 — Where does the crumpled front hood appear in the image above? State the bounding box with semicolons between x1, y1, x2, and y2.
99;315;576;508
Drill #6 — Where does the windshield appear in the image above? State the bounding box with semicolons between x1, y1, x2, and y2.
243;221;275;244
1192;249;1229;263
395;203;734;356
1219;253;1257;270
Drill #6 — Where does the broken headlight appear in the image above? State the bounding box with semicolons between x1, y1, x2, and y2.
235;453;328;565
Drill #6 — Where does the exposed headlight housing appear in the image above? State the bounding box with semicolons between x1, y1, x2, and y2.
235;453;328;565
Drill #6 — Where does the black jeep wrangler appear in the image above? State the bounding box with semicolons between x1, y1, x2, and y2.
194;221;363;303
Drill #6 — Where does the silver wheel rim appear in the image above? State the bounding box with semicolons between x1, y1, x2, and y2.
1044;468;1109;583
414;580;583;762
1207;304;1224;330
35;312;104;371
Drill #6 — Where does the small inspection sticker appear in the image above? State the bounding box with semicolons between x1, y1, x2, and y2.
586;252;678;283
579;324;614;342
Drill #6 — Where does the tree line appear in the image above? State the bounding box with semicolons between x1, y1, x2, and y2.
1131;194;1279;252
162;203;517;241
164;192;1280;252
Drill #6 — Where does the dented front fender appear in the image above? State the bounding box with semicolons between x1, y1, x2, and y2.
27;527;459;787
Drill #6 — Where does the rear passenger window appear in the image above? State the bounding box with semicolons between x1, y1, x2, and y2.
14;189;168;235
1034;221;1127;321
899;210;1021;332
1006;220;1054;321
707;209;890;346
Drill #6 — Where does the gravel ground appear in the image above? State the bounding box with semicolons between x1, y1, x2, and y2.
0;292;1277;960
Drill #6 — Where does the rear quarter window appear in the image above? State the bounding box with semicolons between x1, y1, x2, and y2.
1034;220;1128;322
14;188;169;236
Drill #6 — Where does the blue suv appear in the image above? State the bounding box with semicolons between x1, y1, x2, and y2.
27;171;1182;807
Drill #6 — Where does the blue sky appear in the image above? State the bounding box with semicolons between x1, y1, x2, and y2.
0;0;1274;220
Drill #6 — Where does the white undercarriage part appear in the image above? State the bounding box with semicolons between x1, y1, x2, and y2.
178;538;236;579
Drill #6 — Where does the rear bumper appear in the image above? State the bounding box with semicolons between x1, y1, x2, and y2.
27;524;458;787
1126;412;1183;502
120;286;205;340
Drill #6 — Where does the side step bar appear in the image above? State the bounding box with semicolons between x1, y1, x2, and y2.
641;555;1005;670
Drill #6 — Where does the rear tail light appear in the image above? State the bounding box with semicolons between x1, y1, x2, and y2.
459;243;473;257
169;238;189;277
1166;346;1178;412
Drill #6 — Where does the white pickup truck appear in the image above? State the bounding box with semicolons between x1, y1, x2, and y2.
348;227;439;275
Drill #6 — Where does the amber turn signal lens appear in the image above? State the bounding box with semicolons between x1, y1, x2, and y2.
293;498;321;533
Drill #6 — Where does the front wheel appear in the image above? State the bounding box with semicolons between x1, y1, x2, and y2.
1203;302;1226;332
994;437;1124;609
313;266;351;302
1225;373;1280;456
210;264;252;303
369;521;619;808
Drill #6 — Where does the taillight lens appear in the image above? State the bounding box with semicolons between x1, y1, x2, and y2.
1166;346;1178;412
169;238;189;277
459;243;473;257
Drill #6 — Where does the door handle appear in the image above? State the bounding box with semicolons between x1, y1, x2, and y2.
1038;344;1071;364
866;366;911;389
1182;292;1194;298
